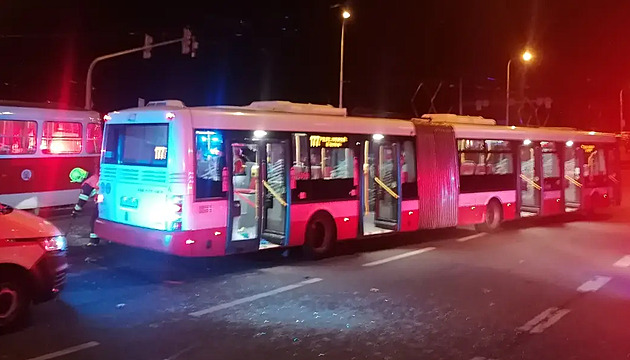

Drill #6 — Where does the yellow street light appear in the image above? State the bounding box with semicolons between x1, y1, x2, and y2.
522;50;533;62
342;10;351;19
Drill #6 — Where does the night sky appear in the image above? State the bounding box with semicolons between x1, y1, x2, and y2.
1;0;629;131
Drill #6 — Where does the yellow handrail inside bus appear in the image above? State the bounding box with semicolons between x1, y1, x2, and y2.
374;176;399;199
564;175;583;188
520;174;542;190
262;180;287;207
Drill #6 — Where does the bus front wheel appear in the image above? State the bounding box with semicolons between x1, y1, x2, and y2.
475;199;503;233
303;212;336;259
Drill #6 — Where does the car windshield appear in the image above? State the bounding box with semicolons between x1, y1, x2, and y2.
0;203;14;215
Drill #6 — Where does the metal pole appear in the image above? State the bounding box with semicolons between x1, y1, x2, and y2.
505;59;512;126
458;77;463;115
339;19;346;109
84;38;184;110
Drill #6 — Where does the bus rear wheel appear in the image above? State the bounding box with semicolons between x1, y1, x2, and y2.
303;212;336;260
475;200;503;233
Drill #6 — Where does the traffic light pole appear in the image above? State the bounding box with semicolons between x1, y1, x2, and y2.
84;37;190;110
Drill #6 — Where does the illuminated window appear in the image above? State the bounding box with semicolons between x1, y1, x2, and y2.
195;130;226;199
41;121;82;154
458;138;514;176
86;123;103;154
0;120;37;155
401;141;417;182
102;124;168;166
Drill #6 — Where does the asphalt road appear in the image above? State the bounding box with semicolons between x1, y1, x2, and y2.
2;201;630;360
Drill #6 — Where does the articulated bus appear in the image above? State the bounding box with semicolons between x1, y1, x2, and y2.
0;101;102;211
95;101;620;258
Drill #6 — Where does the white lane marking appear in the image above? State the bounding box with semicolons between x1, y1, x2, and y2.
529;309;571;334
189;278;323;317
517;307;571;334
362;247;436;267
517;307;558;332
613;255;630;268
26;341;100;360
577;275;611;293
457;233;486;242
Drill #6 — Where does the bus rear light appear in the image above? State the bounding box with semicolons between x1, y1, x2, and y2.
185;239;195;245
299;192;307;199
408;211;414;215
166;112;175;120
96;194;104;203
103;114;112;122
343;217;350;222
214;231;222;236
603;194;608;198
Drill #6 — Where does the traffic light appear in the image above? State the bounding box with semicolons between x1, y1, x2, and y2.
143;34;153;59
182;27;192;55
191;36;199;58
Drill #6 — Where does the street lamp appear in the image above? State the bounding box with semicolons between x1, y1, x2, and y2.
506;50;534;125
339;9;351;108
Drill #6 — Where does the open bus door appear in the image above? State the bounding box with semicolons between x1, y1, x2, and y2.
226;135;289;254
361;138;400;235
519;141;542;216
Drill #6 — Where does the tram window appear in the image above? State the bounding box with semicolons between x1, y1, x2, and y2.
41;121;82;154
195;130;226;199
0;120;37;155
86;123;103;154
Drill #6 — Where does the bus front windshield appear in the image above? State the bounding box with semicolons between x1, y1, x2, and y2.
102;124;169;167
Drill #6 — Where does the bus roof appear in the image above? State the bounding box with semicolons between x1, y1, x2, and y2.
450;123;617;143
106;101;617;143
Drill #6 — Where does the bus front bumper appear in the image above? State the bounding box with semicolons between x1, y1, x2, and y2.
94;219;227;257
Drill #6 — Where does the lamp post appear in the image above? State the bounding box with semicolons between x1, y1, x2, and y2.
339;10;350;108
506;50;533;125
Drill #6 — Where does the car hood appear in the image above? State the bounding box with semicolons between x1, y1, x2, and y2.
0;206;62;239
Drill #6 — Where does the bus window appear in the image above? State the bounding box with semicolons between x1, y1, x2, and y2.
0;120;37;155
195;130;226;199
86;123;103;154
103;124;168;166
401;140;418;198
324;148;353;179
41;121;82;154
292;133;309;179
586;148;606;177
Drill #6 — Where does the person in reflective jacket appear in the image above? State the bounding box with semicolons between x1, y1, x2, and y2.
69;167;100;246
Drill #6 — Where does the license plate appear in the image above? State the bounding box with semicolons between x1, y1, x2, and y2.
120;196;138;209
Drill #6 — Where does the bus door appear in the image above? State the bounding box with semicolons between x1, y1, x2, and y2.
519;141;542;216
260;140;289;246
227;140;261;250
564;143;583;210
361;138;400;235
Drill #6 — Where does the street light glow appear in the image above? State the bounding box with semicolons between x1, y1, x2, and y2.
522;50;533;62
342;10;351;19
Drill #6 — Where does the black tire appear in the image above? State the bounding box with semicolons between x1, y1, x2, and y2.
0;270;30;332
303;212;336;259
475;199;503;233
